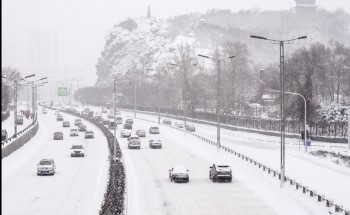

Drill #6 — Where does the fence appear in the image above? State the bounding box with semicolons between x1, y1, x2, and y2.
119;105;348;142
2;120;39;159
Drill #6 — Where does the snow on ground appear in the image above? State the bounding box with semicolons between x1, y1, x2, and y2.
2;107;33;139
114;111;330;215
122;110;350;212
2;107;109;215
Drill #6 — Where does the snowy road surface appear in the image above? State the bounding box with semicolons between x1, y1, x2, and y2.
114;112;329;215
121;110;350;213
2;108;109;215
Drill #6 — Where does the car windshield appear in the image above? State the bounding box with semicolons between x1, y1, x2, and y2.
130;137;139;140
72;145;83;149
86;131;93;134
71;129;77;131
39;160;51;165
55;132;62;135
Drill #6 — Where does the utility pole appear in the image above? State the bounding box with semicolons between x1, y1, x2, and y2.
198;54;235;151
113;79;117;162
14;80;18;137
134;77;137;118
251;35;307;187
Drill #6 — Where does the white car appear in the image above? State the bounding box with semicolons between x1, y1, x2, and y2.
37;159;56;176
149;139;162;149
71;145;85;157
42;109;47;114
70;128;79;136
54;110;59;115
174;122;185;129
169;165;189;183
149;126;160;134
107;113;114;119
136;130;146;137
120;130;131;138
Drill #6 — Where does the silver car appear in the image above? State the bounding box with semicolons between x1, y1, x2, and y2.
37;159;56;176
128;136;141;149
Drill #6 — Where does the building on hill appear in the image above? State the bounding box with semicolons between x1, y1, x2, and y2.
295;0;317;13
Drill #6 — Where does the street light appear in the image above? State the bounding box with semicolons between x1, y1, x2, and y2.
266;89;308;153
169;62;197;128
198;54;235;151
251;34;307;187
110;78;132;162
13;74;35;137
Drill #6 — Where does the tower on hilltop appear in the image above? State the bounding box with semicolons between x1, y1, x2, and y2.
147;6;151;18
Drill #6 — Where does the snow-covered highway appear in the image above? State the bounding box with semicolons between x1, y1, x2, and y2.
122;110;350;213
2;108;109;215
115;111;330;215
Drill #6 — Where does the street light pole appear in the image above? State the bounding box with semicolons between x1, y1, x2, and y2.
134;77;137;118
113;79;117;162
14;80;18;137
251;34;307;187
198;54;235;151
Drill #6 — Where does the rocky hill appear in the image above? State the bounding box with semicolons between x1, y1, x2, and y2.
95;8;350;87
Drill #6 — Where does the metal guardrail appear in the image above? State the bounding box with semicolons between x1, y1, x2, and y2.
128;113;349;215
2;118;37;146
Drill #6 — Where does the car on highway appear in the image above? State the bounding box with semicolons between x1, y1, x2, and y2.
42;108;47;114
174;122;184;129
87;110;94;118
185;124;196;132
120;130;131;138
102;119;109;125
54;110;59;115
2;130;8;142
63;121;70;127
57;115;64;121
149;126;159;134
94;114;102;122
123;123;132;129
71;145;85;157
78;124;87;132
53;131;63;140
136;130;146;137
162;119;172;125
108;121;117;130
16;115;24;125
128;135;141;149
209;164;232;183
149;139;162;149
85;131;94;139
169;166;189;183
74;119;82;126
81;111;89;117
116;117;123;124
126;118;133;124
37;159;56;176
70;128;79;136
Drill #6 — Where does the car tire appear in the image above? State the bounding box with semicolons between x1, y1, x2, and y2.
209;173;212;179
213;176;217;182
187;178;189;183
37;173;40;176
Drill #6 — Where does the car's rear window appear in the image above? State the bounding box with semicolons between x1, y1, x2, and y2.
72;145;83;149
217;166;231;171
39;160;51;165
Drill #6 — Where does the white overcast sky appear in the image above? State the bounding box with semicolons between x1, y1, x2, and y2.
2;0;350;85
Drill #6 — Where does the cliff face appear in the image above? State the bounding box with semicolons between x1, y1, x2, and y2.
95;9;350;88
95;17;170;87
